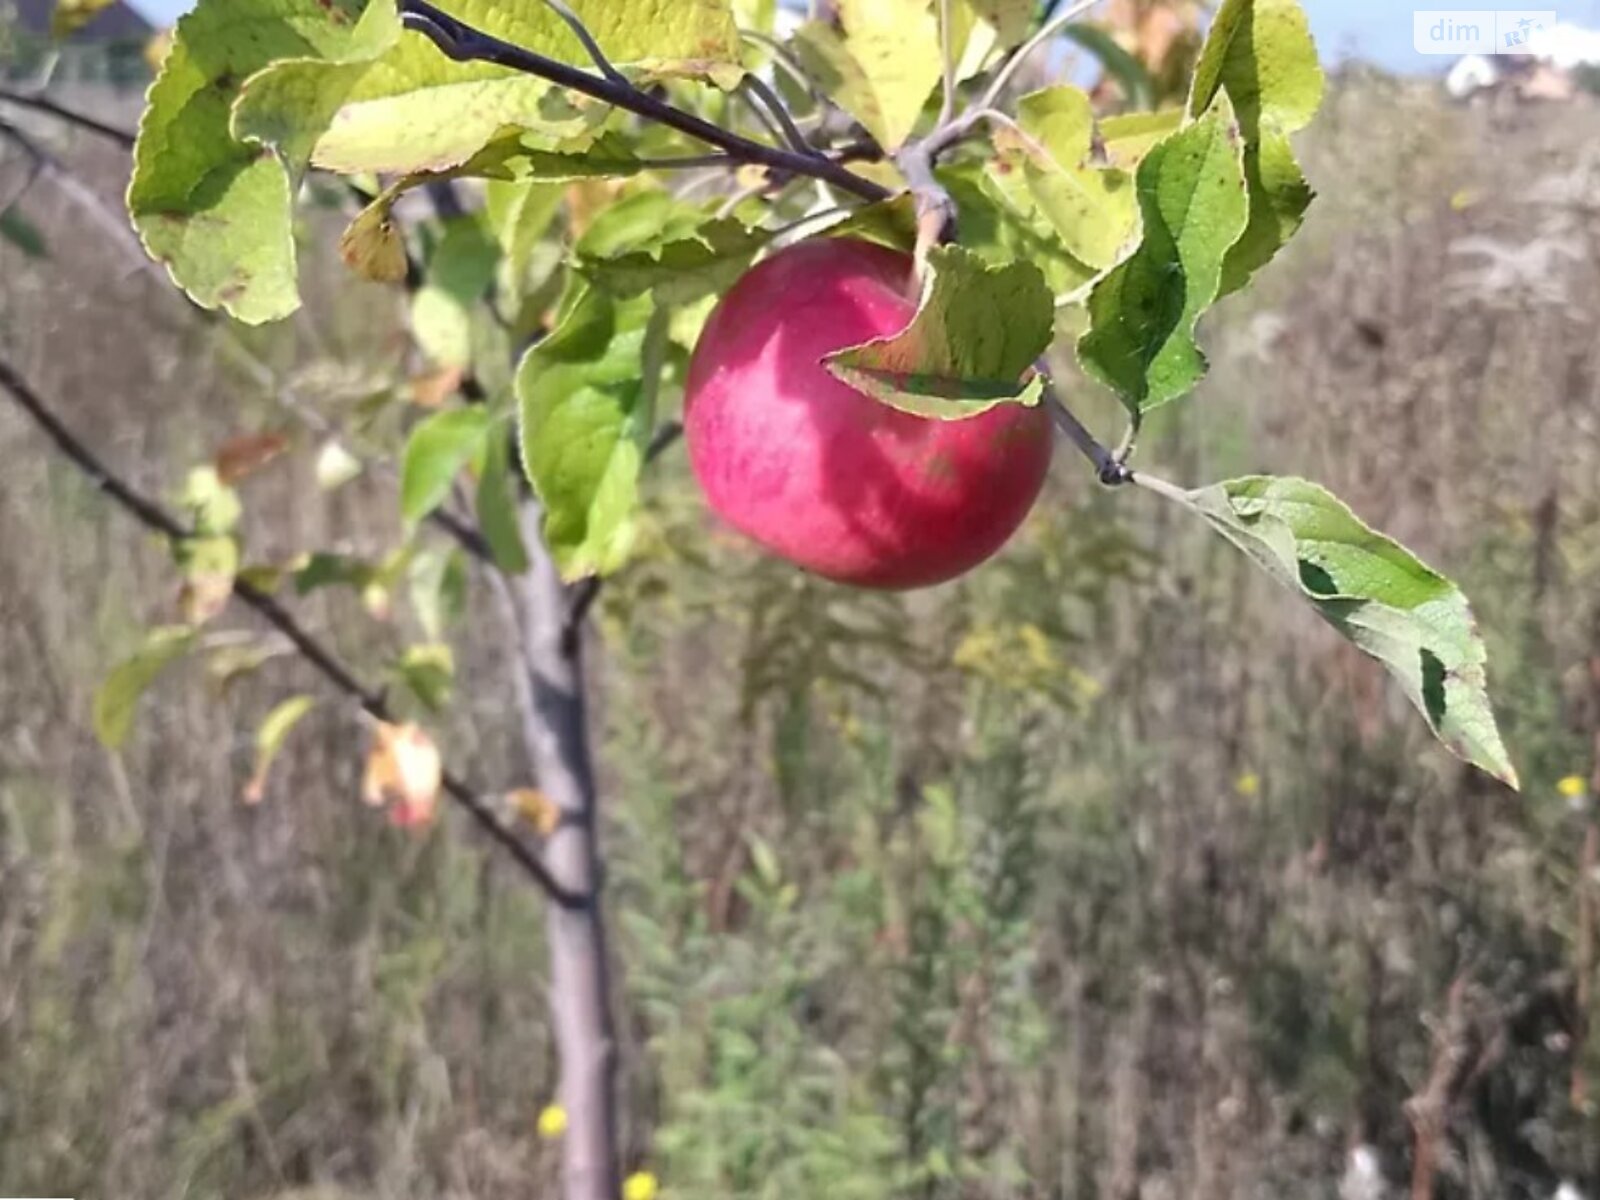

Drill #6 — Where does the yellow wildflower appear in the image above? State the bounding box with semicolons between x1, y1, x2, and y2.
623;1171;659;1200
1559;775;1588;800
536;1104;568;1140
1235;771;1261;798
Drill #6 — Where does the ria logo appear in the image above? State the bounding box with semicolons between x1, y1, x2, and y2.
1413;10;1557;55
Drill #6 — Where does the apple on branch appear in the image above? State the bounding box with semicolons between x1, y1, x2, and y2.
684;239;1054;590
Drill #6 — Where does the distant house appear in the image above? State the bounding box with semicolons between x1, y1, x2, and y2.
1445;24;1600;104
2;0;154;84
10;0;152;40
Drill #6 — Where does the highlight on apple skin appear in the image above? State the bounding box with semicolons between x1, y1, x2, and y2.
683;238;1054;590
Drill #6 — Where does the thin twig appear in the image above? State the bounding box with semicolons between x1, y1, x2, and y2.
924;105;1043;161
740;30;826;105
1127;467;1191;505
741;74;820;158
978;0;1108;111
397;0;891;203
0;358;585;909
540;0;628;84
1042;378;1131;486
0;84;135;147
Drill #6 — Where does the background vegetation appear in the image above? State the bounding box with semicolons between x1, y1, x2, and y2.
4;28;1600;1200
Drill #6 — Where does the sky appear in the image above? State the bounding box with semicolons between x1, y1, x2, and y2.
123;0;1600;72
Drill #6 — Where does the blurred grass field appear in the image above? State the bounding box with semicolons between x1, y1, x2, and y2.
4;70;1600;1200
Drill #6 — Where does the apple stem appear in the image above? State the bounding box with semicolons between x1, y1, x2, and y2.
1042;378;1133;487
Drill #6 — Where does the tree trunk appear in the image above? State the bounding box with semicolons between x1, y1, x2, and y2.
496;503;621;1200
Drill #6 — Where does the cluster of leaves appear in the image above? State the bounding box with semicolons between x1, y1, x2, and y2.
109;0;1515;798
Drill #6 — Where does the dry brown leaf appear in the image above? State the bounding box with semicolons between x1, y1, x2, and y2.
409;365;466;409
508;787;561;837
361;722;442;829
215;431;290;484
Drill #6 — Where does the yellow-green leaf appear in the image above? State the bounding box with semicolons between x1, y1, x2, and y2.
243;695;317;803
517;288;663;579
825;245;1052;419
791;0;943;152
400;406;495;525
1077;92;1248;415
234;0;742;177
127;0;376;323
93;627;198;749
1188;0;1324;295
1007;86;1138;272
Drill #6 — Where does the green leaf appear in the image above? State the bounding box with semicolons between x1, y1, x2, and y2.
1176;475;1517;788
244;694;317;803
174;534;240;625
410;215;501;367
825;244;1052;419
517;288;663;579
1188;0;1324;295
294;550;377;595
408;546;467;640
0;208;48;259
1008;86;1138;272
178;465;243;535
941;164;1096;301
476;422;531;574
127;0;375;323
393;643;455;712
956;0;1032;49
1099;109;1185;171
93;626;198;749
485;178;564;284
576;191;716;258
234;0;742;178
400;406;495;524
1077;92;1248;416
578;217;768;306
791;0;942;151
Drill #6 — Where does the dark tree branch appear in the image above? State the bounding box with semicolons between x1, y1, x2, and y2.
0;357;584;910
396;0;892;204
0;85;136;148
1042;377;1132;486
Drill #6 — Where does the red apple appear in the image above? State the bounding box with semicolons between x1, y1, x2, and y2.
684;238;1054;590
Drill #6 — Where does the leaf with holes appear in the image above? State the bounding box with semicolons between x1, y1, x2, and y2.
1177;475;1517;787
